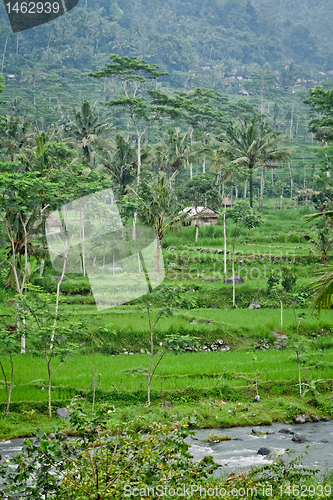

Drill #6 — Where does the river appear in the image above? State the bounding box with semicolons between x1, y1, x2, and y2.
1;421;332;479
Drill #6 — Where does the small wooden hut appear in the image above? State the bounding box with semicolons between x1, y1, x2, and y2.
180;207;220;227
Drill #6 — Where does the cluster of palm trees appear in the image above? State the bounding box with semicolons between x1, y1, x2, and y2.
0;98;294;212
0;99;295;283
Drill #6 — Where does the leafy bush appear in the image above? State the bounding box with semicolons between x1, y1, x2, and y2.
0;399;219;499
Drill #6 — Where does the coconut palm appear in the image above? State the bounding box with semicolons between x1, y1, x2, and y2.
153;128;206;179
97;134;138;196
136;171;185;272
305;210;333;313
64;100;112;163
0;116;32;162
221;117;293;208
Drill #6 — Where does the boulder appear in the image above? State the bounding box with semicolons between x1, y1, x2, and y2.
56;432;67;441
203;278;220;282
252;427;262;434
257;447;271;456
292;433;308;443
56;408;70;419
293;414;308;424
164;401;173;408
48;433;56;440
51;276;67;281
249;301;261;309
223;276;244;285
310;415;320;422
208;339;231;352
278;428;292;434
320;416;330;421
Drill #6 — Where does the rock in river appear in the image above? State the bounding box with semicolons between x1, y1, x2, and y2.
292;433;308;443
293;414;308;424
258;447;271;456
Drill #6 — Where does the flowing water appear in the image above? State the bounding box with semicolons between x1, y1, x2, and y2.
187;421;333;477
1;421;333;480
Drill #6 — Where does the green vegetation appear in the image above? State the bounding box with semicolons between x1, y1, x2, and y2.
2;399;332;500
3;1;333;496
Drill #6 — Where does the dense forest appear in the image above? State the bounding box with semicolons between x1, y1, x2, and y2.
1;0;333;122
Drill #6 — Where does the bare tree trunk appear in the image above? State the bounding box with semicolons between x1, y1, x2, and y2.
223;196;227;275
51;210;78;346
92;339;96;412
132;131;141;241
249;167;254;209
46;350;52;419
259;167;265;210
195;223;199;243
296;116;300;142
243;178;247;200
155;234;161;272
0;354;13;416
40;259;45;277
1;36;8;74
21;303;26;354
232;222;237;308
80;209;86;277
289;101;295;138
288;163;293;199
147;307;153;406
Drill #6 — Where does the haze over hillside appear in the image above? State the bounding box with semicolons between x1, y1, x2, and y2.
1;0;333;80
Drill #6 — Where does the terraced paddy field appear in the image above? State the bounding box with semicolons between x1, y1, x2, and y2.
1;204;333;440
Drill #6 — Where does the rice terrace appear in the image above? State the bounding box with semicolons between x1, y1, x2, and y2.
2;0;333;497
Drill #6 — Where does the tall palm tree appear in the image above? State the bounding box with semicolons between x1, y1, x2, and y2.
221;117;293;208
64;100;111;163
305;210;333;313
153;128;206;179
0;116;32;162
97;134;137;196
136;171;185;272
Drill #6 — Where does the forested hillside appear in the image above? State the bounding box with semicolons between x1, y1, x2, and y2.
1;0;333;98
2;0;333;75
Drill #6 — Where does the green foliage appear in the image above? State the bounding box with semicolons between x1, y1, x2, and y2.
227;200;262;228
0;399;219;499
311;215;333;264
267;265;298;294
222;117;293;207
64;99;112;162
180;173;221;211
